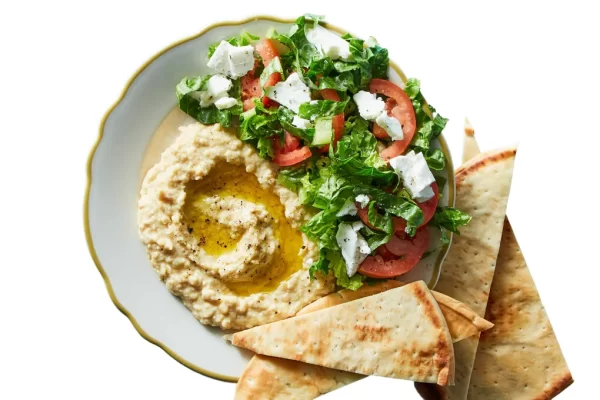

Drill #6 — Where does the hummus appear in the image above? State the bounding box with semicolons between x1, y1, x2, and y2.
138;123;334;330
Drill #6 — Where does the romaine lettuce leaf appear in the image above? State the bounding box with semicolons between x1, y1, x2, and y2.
353;186;424;236
434;207;472;234
298;99;349;120
331;117;396;185
329;251;365;290
238;104;281;158
176;76;241;127
423;148;446;171
277;107;314;142
404;78;449;152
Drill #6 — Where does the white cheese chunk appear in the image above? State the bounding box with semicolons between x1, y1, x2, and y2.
292;115;312;129
206;74;232;95
355;194;370;208
207;41;255;79
306;24;351;60
353;91;385;120
198;74;233;107
413;185;435;203
375;112;404;140
336;222;371;277
336;198;358;217
214;97;237;110
264;73;311;113
389;151;436;202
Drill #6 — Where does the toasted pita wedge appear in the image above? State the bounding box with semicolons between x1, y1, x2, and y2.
232;281;454;385
463;125;573;399
235;281;493;399
302;281;492;343
416;140;516;399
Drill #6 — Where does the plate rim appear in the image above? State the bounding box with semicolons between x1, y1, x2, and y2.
83;14;455;383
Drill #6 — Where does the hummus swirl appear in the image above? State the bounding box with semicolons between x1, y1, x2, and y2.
138;123;334;329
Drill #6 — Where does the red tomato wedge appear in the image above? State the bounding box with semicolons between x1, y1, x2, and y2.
257;39;282;109
241;71;261;111
273;147;312;166
283;131;300;153
319;89;345;152
359;227;430;278
256;39;279;66
273;137;312;166
376;244;396;260
392;182;439;234
369;79;417;160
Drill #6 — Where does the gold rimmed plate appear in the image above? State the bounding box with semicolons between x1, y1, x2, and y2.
84;16;455;382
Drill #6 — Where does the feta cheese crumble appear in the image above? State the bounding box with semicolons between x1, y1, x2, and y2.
354;91;404;141
264;73;311;113
389;151;436;202
292;116;311;129
306;24;352;60
214;97;238;110
336;222;371;277
353;91;385;120
355;194;370;208
207;41;255;79
336;198;358;217
375;111;404;140
196;74;235;108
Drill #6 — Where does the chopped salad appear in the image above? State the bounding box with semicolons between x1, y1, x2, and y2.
175;14;471;290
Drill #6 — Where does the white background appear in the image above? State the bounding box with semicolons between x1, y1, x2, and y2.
1;1;599;398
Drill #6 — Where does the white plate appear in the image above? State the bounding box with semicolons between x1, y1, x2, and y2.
85;16;455;382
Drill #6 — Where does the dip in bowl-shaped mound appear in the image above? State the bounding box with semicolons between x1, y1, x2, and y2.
138;122;335;330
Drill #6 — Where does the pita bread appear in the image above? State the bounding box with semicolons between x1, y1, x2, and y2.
417;146;516;399
234;354;360;400
302;281;493;342
235;281;493;400
467;222;573;399
232;281;454;385
463;126;573;399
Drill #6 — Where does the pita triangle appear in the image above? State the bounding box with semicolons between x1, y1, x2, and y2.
462;125;573;399
416;122;517;399
234;281;493;400
232;281;454;385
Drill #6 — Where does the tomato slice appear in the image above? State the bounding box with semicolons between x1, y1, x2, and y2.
384;228;429;257
376;244;396;260
257;39;282;109
319;89;345;152
241;72;261;111
369;79;416;160
257;39;279;66
273;138;312;166
283;131;300;153
359;227;430;278
392;182;439;234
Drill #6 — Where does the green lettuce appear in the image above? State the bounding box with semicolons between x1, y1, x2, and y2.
434;207;472;234
298;99;349;120
277;107;314;142
331;117;396;185
404;78;449;152
207;31;260;58
353;186;424;236
175;76;241;128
